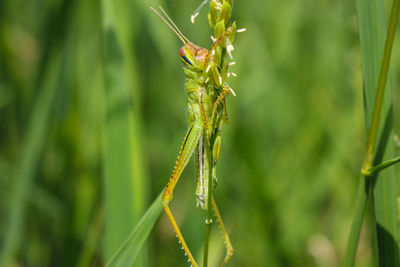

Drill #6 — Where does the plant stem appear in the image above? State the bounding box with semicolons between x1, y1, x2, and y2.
361;0;400;175
203;133;213;267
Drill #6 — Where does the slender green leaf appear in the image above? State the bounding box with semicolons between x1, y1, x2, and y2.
368;155;400;174
101;0;146;263
107;193;163;267
76;207;104;267
0;52;62;266
0;0;73;260
349;0;400;266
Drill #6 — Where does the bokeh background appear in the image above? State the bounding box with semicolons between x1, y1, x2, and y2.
2;0;400;266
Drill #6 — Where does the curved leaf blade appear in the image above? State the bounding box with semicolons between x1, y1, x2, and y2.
107;193;163;267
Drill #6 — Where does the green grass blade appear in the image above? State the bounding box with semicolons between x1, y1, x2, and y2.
0;52;62;266
0;0;76;264
353;0;400;266
101;0;146;263
76;207;104;267
106;193;162;267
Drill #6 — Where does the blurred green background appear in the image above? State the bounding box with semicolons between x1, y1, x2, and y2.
1;0;400;266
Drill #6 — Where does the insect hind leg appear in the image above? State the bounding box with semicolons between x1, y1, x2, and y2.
162;204;198;266
162;123;202;267
211;196;234;266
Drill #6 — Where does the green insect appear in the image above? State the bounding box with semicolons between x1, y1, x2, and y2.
151;2;243;266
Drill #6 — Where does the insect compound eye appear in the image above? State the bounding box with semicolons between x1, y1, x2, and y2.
179;47;192;66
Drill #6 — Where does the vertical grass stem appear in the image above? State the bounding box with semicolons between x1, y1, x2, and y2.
361;0;400;175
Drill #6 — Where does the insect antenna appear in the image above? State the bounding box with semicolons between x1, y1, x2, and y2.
150;6;188;44
158;6;190;43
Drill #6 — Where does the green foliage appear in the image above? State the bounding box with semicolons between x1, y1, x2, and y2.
0;0;400;266
345;0;400;266
101;0;147;263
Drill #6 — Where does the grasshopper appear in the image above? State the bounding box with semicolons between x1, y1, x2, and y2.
151;3;241;266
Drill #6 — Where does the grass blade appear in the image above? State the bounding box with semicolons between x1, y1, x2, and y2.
101;0;146;263
349;0;400;265
0;52;62;266
0;0;72;262
107;193;162;267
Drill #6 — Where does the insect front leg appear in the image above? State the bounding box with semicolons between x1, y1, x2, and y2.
223;99;229;123
210;85;231;124
162;122;202;267
211;196;234;266
199;88;211;130
204;26;235;67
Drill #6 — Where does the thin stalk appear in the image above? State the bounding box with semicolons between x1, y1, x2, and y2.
361;0;400;175
203;133;213;267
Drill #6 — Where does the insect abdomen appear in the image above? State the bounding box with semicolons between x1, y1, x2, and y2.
195;133;209;209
